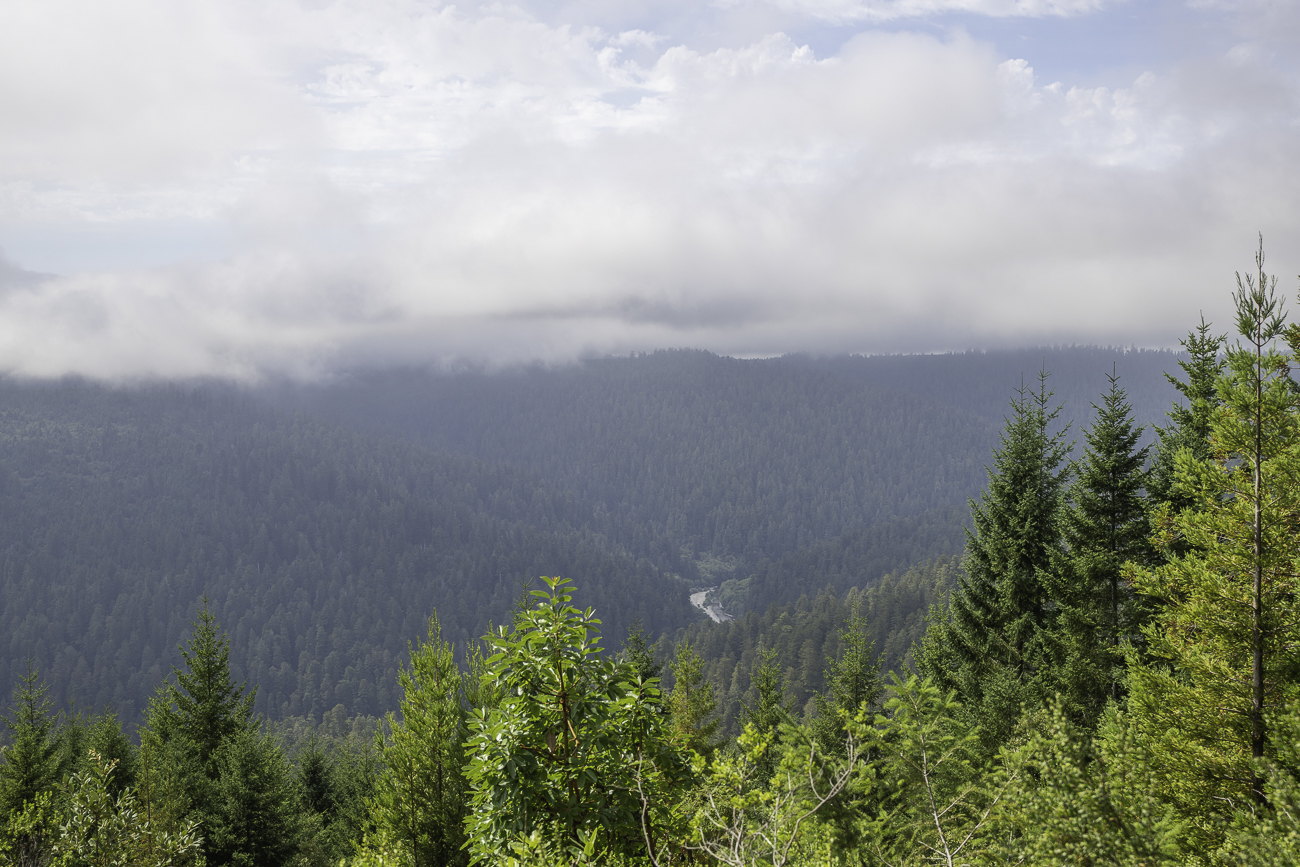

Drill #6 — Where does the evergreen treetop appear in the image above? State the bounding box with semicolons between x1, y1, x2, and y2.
0;663;61;818
147;599;256;776
1050;369;1152;719
1150;315;1226;509
1127;238;1300;845
920;369;1070;749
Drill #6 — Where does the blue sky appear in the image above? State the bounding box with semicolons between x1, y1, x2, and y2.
0;0;1296;379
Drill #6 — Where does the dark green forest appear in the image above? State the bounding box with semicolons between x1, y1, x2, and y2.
270;347;1178;572
0;346;1175;731
10;284;1300;866
0;385;691;725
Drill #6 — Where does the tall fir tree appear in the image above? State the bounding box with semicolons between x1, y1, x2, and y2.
146;599;257;775
1127;239;1300;846
206;728;307;867
0;663;61;817
365;613;469;867
919;370;1071;749
667;641;721;758
622;620;664;684
742;647;796;780
811;606;882;757
83;712;137;799
1049;369;1152;724
143;599;305;867
1149;315;1226;513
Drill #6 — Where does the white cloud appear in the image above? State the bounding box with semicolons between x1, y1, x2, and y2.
728;0;1123;25
0;0;1296;379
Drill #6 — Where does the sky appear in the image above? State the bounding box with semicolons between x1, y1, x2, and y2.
0;0;1297;380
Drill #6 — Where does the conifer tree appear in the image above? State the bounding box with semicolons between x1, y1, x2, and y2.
1149;316;1226;512
1127;239;1300;842
143;599;305;867
667;641;720;757
743;648;796;780
0;663;62;818
146;599;256;775
365;612;468;867
622;621;663;684
811;608;881;757
84;712;137;799
206;728;306;867
919;371;1070;749
1050;370;1151;723
862;674;1007;865
297;738;334;821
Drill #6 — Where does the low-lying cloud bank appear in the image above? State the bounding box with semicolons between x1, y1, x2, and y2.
0;0;1297;380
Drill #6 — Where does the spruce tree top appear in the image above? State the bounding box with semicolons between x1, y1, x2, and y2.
961;370;1071;656
1064;369;1151;569
0;662;61;815
148;599;256;774
919;369;1071;750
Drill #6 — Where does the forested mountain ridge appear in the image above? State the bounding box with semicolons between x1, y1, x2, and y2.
0;381;692;726
269;346;1179;572
13;323;1295;867
0;346;1181;733
798;346;1178;428
722;504;967;615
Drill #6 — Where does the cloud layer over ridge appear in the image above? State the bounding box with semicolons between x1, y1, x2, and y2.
0;0;1298;379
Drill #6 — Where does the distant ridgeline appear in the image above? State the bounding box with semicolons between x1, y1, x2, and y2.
0;346;1179;726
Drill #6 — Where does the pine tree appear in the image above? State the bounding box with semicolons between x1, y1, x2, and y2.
742;647;796;780
919;371;1070;749
667;641;720;757
206;729;306;867
0;662;62;818
622;620;663;684
861;674;1006;865
296;736;377;867
1050;369;1152;724
147;599;256;775
297;738;334;820
1148;316;1226;512
84;712;137;799
365;613;468;867
811;607;882;757
142;599;305;867
991;702;1184;865
1127;239;1300;843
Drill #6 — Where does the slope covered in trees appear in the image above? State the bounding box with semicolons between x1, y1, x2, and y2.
270;347;1178;573
8;241;1300;864
0;382;693;726
0;346;1180;734
669;556;960;737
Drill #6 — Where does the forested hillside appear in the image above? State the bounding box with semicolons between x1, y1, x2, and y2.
0;346;1180;733
270;347;1178;576
669;556;960;737
0;382;692;726
10;298;1300;865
